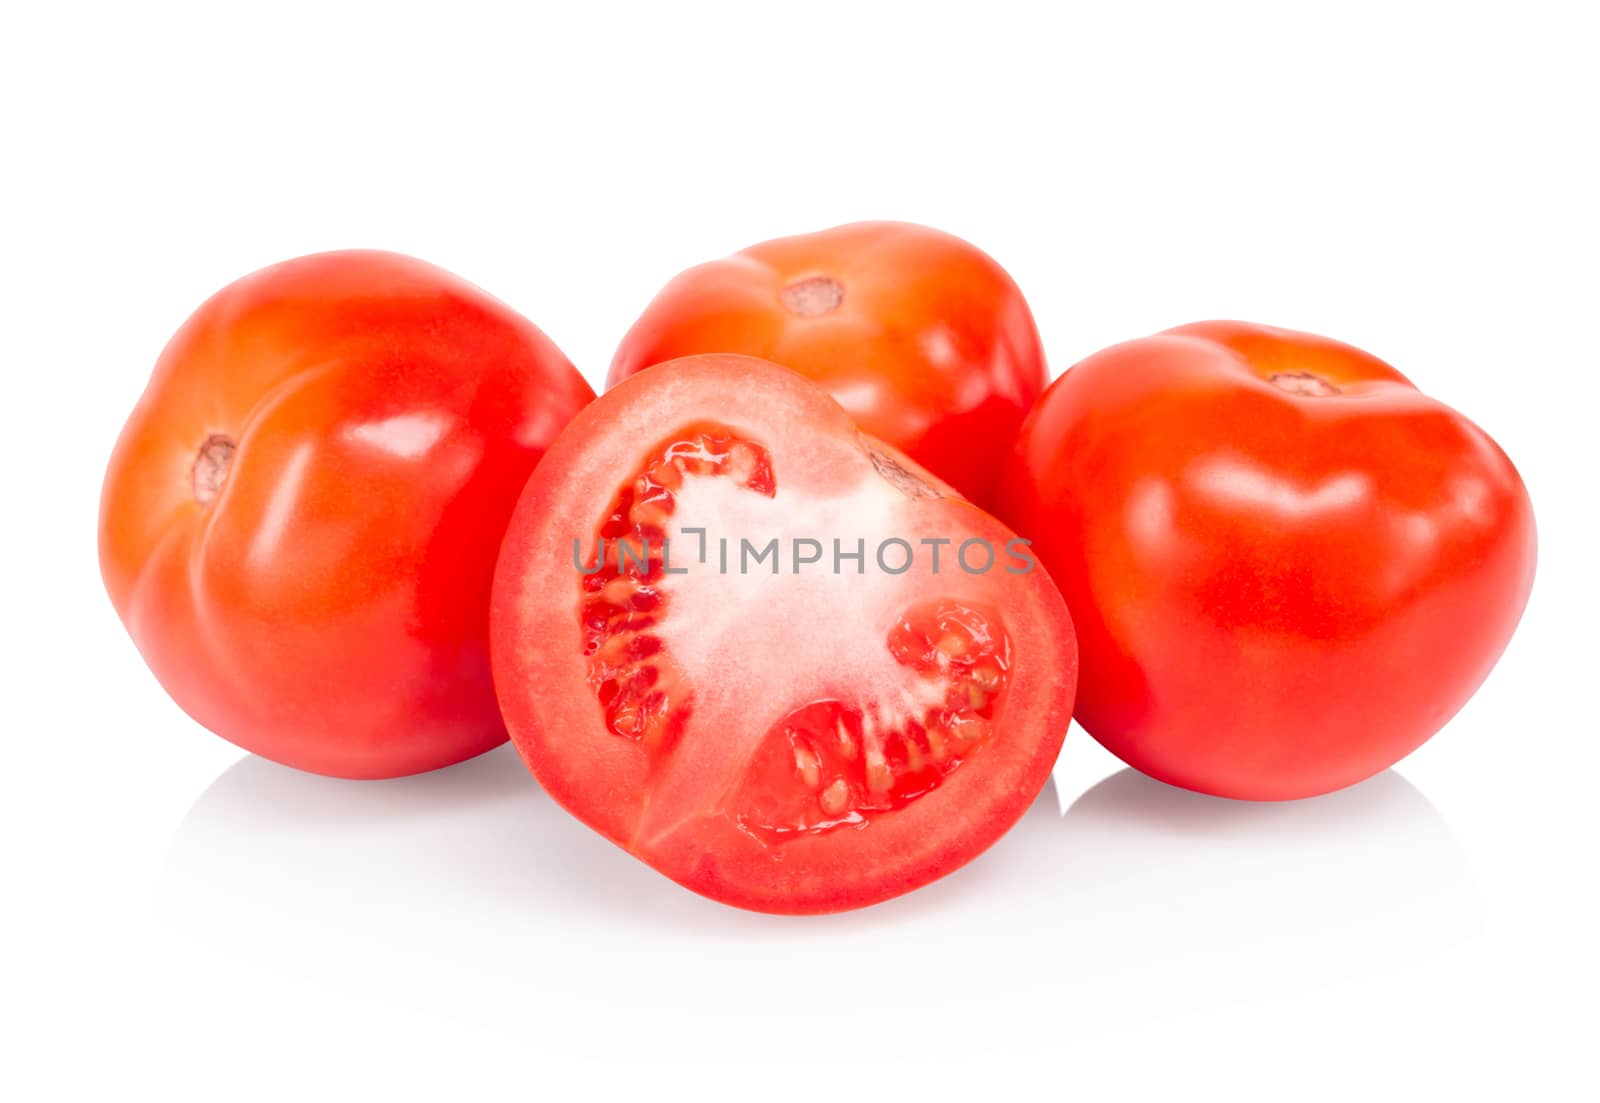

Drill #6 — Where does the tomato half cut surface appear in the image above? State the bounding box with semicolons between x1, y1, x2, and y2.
491;355;1076;914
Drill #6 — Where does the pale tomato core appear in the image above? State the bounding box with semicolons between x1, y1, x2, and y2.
578;423;1011;842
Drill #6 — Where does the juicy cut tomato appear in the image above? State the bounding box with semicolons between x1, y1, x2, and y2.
100;251;594;778
608;222;1048;508
997;321;1536;800
491;355;1076;913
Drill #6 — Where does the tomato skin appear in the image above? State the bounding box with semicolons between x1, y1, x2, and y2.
100;251;594;779
492;354;1075;913
608;221;1047;508
997;321;1536;800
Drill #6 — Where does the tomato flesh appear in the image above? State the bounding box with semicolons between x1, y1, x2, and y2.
582;423;775;753
492;354;1075;913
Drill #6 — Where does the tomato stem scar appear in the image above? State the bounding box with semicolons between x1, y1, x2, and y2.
781;276;844;318
864;438;939;499
1269;371;1341;397
192;434;236;507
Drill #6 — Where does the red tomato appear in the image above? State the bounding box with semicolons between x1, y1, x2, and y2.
997;321;1536;800
492;355;1075;913
608;221;1047;508
100;251;594;779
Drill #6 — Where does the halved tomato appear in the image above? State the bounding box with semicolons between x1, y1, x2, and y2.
491;355;1076;914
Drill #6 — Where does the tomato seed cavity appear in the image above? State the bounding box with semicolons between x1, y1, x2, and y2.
733;600;1012;844
582;424;777;751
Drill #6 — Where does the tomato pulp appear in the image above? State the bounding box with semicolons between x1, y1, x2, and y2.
998;321;1536;800
492;355;1076;913
609;221;1048;508
100;251;594;778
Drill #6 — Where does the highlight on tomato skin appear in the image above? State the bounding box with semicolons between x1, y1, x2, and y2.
996;320;1536;802
99;250;595;780
608;221;1048;509
491;353;1077;914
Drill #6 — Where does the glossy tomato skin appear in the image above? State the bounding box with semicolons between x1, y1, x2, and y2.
997;321;1535;800
101;251;594;779
492;355;1076;913
608;221;1047;507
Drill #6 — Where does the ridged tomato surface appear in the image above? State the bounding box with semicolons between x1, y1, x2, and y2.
609;222;1047;507
100;251;594;778
998;321;1535;800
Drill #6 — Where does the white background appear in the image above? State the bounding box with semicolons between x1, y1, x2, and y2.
3;1;1596;1098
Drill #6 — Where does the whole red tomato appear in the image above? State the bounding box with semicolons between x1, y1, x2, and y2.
608;221;1047;507
100;251;594;778
997;321;1536;800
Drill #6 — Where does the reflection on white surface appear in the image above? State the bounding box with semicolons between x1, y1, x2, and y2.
160;748;1476;1061
1051;767;1478;997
